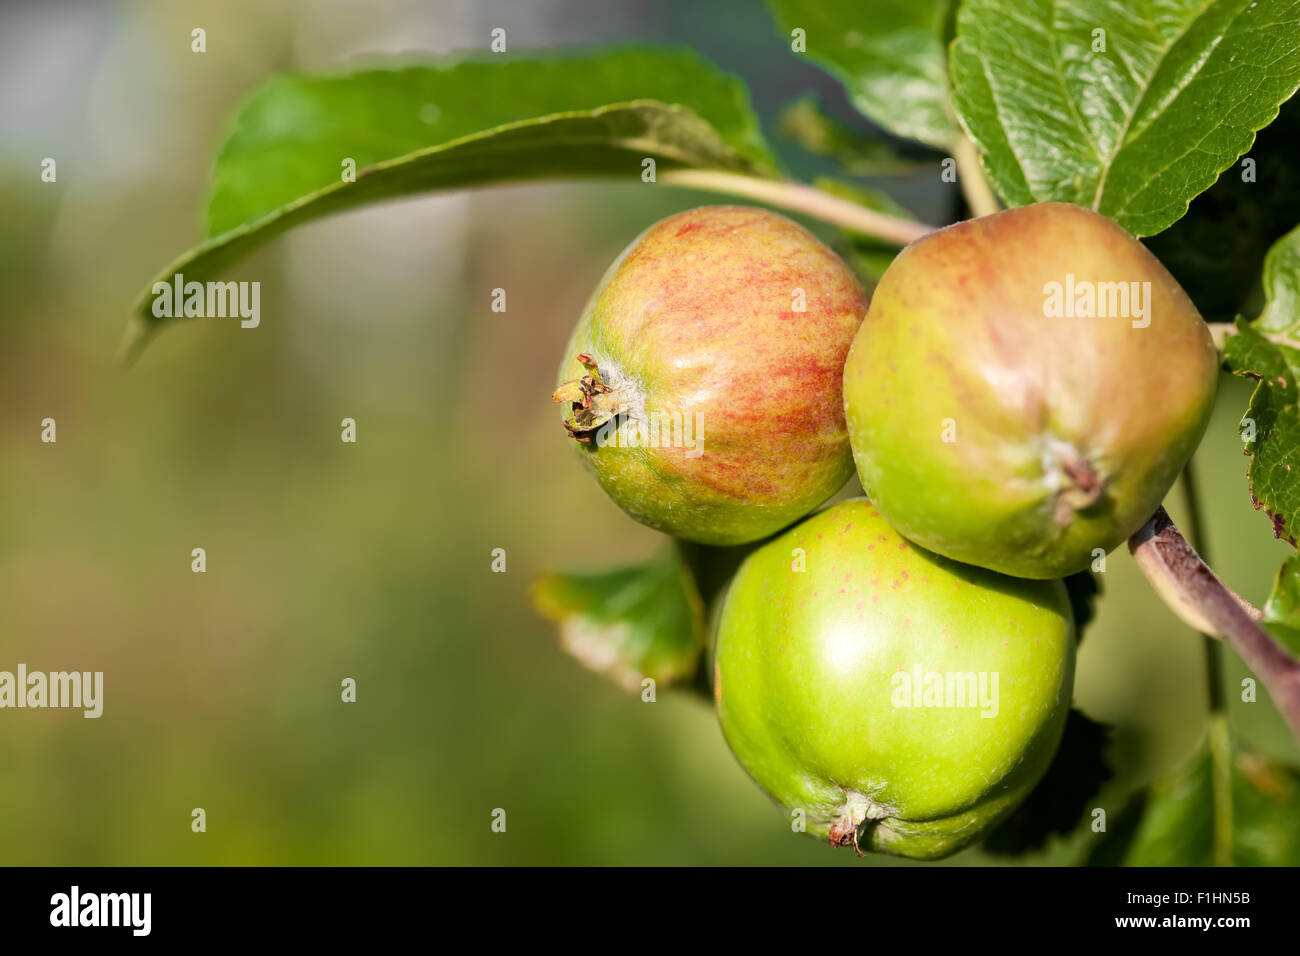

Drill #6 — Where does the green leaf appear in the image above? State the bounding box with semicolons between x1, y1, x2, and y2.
205;49;776;236
1082;792;1148;866
777;96;930;175
1224;228;1300;546
1262;554;1300;655
951;0;1300;237
532;545;708;693
124;48;778;356
1224;324;1300;546
1256;223;1300;335
1092;738;1300;865
768;0;958;149
1232;751;1300;865
1111;746;1216;865
983;709;1113;856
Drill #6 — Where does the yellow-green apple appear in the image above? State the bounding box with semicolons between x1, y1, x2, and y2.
714;499;1075;859
842;202;1218;578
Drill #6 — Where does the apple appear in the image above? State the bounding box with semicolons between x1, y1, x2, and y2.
713;499;1075;859
842;202;1219;578
554;205;867;545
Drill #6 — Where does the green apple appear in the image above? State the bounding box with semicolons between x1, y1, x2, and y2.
842;202;1219;578
714;499;1075;859
553;205;867;545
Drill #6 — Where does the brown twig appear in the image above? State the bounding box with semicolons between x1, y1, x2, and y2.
1129;507;1300;742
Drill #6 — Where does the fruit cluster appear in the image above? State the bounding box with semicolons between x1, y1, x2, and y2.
552;203;1218;858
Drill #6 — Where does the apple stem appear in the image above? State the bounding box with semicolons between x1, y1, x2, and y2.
657;170;936;246
954;136;1001;219
1128;507;1300;743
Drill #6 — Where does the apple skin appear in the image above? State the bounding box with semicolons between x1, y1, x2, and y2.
555;206;867;546
714;499;1075;860
842;202;1219;578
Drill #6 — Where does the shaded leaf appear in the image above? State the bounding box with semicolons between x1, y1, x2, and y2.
1113;745;1216;865
1225;325;1300;546
951;0;1300;236
532;545;707;693
1084;735;1300;865
1064;570;1101;644
1082;791;1148;866
1232;749;1300;865
1144;96;1300;321
768;0;957;148
1223;229;1300;546
1262;554;1300;656
777;95;930;175
1255;223;1300;336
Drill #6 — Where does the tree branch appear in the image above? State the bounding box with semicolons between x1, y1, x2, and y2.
1129;507;1300;742
658;170;936;246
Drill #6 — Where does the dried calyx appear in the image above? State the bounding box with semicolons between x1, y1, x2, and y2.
1044;438;1105;527
553;353;634;444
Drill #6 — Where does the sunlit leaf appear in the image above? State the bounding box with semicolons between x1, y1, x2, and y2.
124;49;778;358
951;0;1300;236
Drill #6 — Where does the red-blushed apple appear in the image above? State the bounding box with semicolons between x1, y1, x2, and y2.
554;205;868;545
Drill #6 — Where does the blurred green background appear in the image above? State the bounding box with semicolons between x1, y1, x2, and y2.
0;0;1295;865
